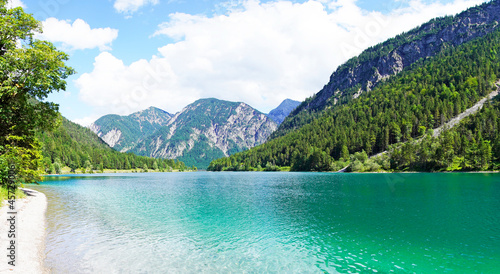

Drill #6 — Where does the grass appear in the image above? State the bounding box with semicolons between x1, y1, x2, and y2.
0;186;27;205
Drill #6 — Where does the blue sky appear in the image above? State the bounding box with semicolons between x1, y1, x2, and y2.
11;0;488;125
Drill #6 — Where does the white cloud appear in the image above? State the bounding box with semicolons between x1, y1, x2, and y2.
36;18;119;51
114;0;159;14
77;0;488;118
76;51;199;117
7;0;25;8
73;116;101;127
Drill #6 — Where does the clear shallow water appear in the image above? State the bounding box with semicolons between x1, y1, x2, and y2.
32;172;500;273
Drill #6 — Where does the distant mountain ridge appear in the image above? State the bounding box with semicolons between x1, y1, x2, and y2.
91;98;280;169
90;107;172;152
131;98;277;168
267;99;301;125
273;0;500;138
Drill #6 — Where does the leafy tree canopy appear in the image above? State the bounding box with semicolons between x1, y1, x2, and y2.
0;1;74;184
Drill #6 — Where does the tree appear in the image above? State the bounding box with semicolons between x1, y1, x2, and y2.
84;160;92;173
478;140;492;170
0;136;43;184
53;160;62;174
0;1;74;185
43;157;53;174
341;145;349;161
47;163;55;174
124;157;131;170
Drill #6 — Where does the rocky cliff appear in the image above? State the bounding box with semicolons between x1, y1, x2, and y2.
90;107;172;152
275;0;500;138
130;98;277;168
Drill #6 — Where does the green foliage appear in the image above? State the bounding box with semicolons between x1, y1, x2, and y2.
341;145;349;161
0;186;26;202
0;135;44;184
53;159;62;174
209;27;500;172
0;2;74;184
84;160;92;173
177;135;226;169
264;162;280;172
273;0;498;138
347;152;387;172
37;117;187;173
389;99;500;171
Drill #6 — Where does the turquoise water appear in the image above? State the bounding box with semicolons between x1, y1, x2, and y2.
33;172;500;273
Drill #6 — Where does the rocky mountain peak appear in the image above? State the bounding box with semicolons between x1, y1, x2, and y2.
131;98;277;168
130;106;172;126
267;99;301;125
90;107;172;152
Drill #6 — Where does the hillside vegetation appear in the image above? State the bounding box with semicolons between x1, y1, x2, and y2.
209;27;500;172
273;0;500;139
37;117;189;174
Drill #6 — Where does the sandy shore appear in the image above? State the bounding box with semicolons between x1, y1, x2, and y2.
0;188;48;273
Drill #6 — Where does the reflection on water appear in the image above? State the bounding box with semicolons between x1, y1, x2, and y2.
32;172;500;273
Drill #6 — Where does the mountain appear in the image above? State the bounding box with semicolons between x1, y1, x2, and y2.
272;0;500;139
208;1;500;172
90;107;172;152
130;98;277;169
37;116;187;173
267;99;301;125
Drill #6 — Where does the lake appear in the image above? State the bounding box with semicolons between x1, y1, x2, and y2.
32;172;500;273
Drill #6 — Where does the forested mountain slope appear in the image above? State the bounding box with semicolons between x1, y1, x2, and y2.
37;117;187;173
387;91;500;172
272;0;500;139
209;26;500;172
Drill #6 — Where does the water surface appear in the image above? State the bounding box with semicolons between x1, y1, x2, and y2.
33;172;500;273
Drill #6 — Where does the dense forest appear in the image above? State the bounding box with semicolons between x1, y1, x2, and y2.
387;98;500;171
37;117;189;174
208;28;500;172
273;0;500;139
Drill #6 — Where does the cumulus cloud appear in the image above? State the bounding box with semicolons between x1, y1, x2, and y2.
7;0;25;8
36;18;119;51
73;116;102;127
114;0;159;14
77;0;487;119
76;52;195;117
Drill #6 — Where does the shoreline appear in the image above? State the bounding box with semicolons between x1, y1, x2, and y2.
42;168;191;176
0;188;48;273
206;170;500;174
